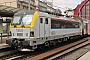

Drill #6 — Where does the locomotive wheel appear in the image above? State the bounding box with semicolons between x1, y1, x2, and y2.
45;42;50;46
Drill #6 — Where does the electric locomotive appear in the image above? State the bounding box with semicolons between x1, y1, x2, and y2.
6;10;90;51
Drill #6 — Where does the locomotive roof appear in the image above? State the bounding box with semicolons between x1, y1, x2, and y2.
14;10;50;17
14;10;34;15
51;16;81;22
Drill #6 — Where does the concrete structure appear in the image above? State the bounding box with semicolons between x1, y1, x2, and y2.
0;0;62;15
46;1;53;7
39;1;61;14
0;0;37;10
78;51;90;60
74;0;90;20
38;1;53;12
39;1;47;12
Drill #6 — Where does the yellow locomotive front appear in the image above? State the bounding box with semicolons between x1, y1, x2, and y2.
6;10;39;50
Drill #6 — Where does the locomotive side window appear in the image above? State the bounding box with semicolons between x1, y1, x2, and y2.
51;19;79;29
40;18;43;23
51;20;61;29
45;18;48;24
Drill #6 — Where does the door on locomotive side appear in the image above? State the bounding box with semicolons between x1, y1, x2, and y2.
39;17;50;39
44;18;50;37
39;17;44;38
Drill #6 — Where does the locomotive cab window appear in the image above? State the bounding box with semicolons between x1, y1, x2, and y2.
40;18;43;23
12;15;33;25
45;18;48;24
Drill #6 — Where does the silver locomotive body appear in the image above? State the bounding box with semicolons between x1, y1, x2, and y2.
6;10;90;51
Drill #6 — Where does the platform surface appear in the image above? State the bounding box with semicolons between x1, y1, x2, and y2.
78;50;90;60
0;36;9;49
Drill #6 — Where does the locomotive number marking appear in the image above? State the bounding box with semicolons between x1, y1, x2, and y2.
16;29;23;32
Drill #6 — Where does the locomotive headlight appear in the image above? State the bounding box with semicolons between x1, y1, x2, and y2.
8;38;12;40
25;38;30;40
30;31;34;37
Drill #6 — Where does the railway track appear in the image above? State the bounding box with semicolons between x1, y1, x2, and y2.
27;37;90;60
0;48;19;60
0;37;89;60
47;40;89;60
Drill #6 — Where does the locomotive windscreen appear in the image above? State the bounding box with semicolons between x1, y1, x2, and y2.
12;15;33;25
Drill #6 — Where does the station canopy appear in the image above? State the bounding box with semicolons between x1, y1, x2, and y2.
0;5;22;17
